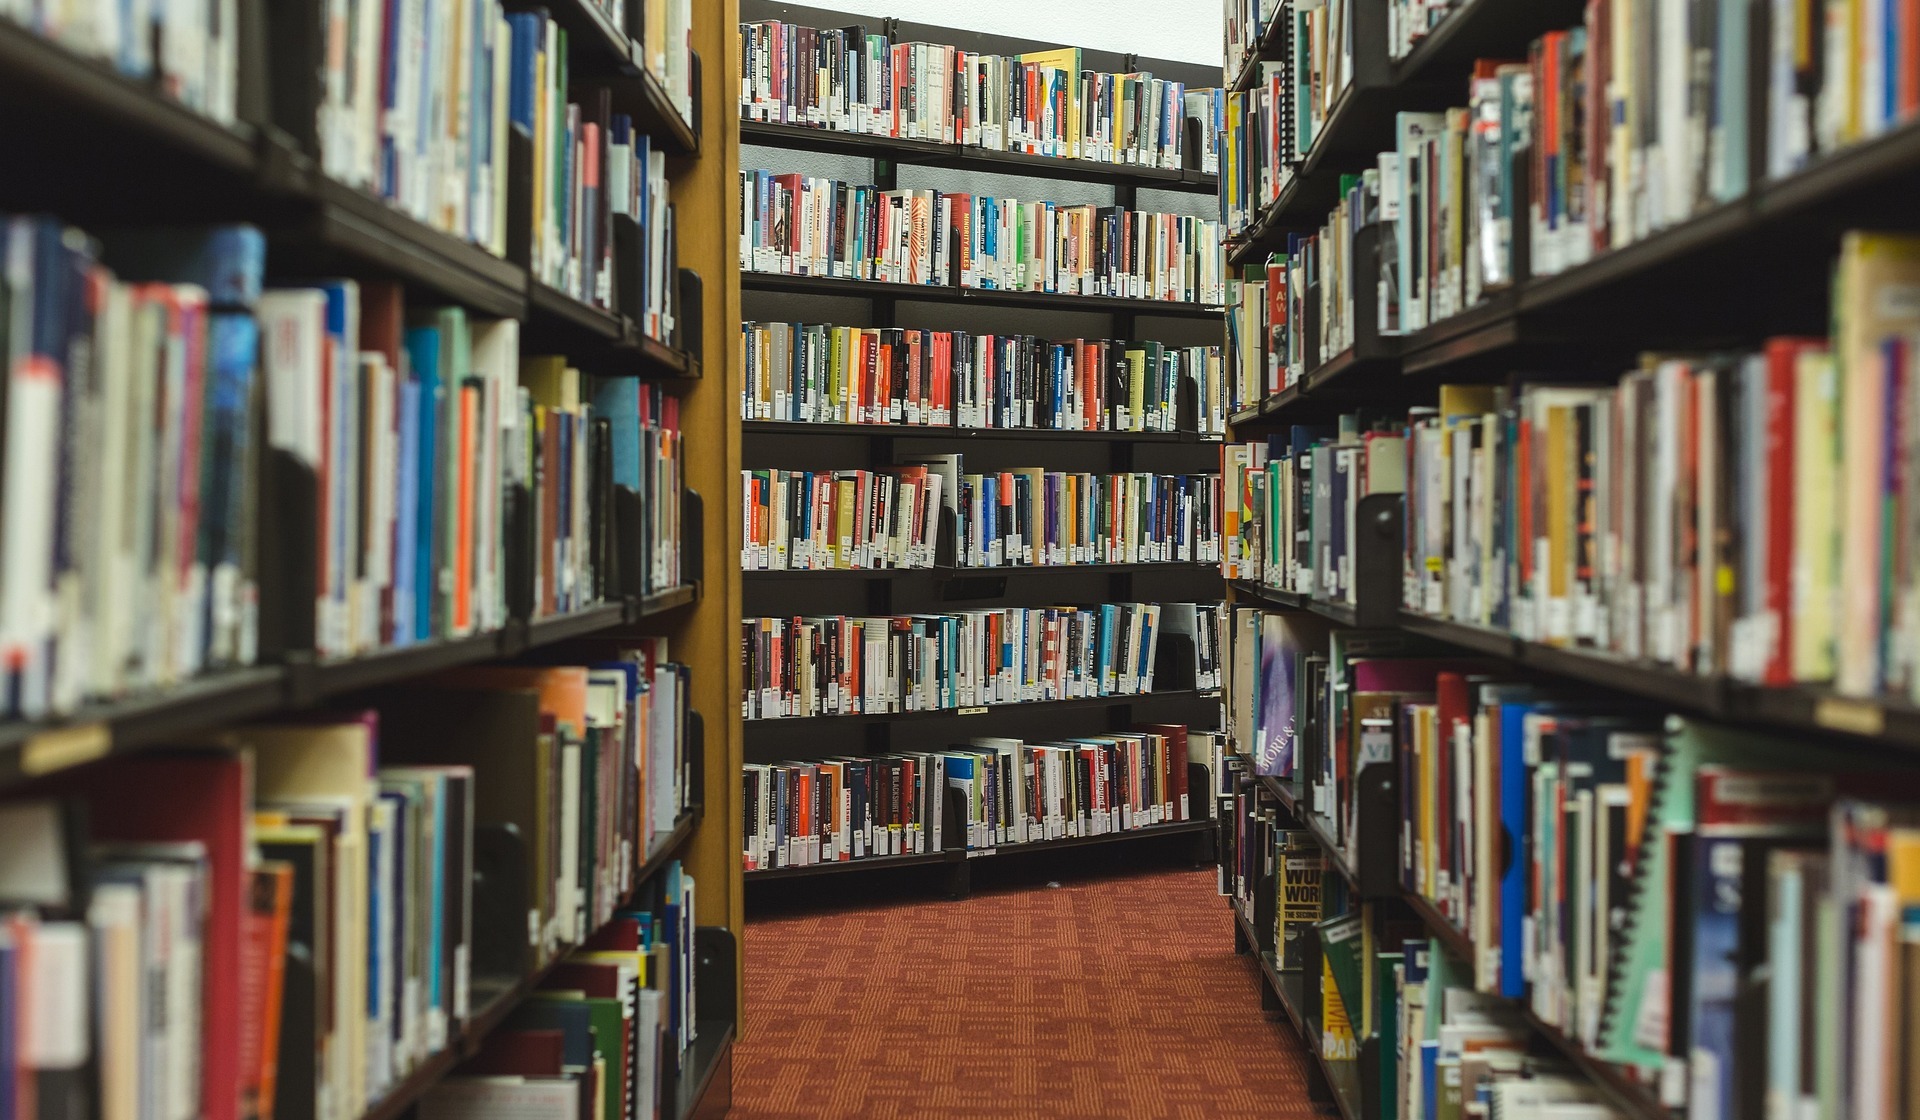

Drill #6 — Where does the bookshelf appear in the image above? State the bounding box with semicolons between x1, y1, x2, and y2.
1217;0;1920;1116
0;0;742;1117
738;0;1228;887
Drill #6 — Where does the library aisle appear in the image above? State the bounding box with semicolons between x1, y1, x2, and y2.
734;851;1316;1119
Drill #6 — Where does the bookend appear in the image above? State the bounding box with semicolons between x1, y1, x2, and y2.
676;268;705;364
1152;632;1200;693
1350;492;1405;628
942;785;971;900
255;443;319;662
471;822;535;980
684;710;707;818
682;487;706;592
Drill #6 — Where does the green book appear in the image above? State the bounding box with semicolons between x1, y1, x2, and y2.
1317;910;1366;1031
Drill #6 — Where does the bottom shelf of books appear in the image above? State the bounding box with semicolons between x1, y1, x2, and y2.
0;642;730;1120
1213;595;1920;1120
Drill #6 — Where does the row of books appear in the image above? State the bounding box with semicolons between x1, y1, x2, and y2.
7;1;699;265
1770;0;1920;177
1218;775;1637;1119
317;0;515;255
1388;0;1465;60
742;725;1214;870
1226;170;1382;412
1394;233;1920;695
941;464;1223;570
737;171;1228;305
267;289;682;655
741;465;1222;572
1389;660;1920;1120
513;10;680;340
739;603;1201;720
1273;1;1919;346
419;861;695;1120
0;220;262;720
738;321;1224;435
1220;63;1290;236
321;0;694;253
1219;0;1355;236
1220;417;1407;602
1;1;237;123
737;20;1223;173
1223;0;1285;79
0;646;695;1120
741;466;945;572
742;752;945;868
1221;599;1920;1120
0;217;684;722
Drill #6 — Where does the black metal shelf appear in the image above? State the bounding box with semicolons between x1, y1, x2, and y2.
636;583;702;618
968;816;1214;857
741;120;1219;192
0;591;695;790
1388;0;1591;87
747;815;1214;880
744;561;1218;579
640;808;703;888
746;847;961;880
740;270;1227;318
1230;580;1359;627
674;1022;735;1120
1398;609;1920;751
1229;338;1407;427
745;687;1218;728
0;18;259;176
1400;888;1476;966
741;419;1195;442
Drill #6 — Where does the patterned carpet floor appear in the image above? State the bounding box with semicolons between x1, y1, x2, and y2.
733;842;1320;1119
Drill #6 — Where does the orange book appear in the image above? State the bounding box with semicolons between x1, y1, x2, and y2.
245;862;295;1120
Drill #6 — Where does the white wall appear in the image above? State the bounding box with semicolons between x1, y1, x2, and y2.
815;0;1224;68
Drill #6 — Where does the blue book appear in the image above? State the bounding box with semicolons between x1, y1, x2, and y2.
403;325;443;643
981;473;997;565
592;376;643;492
201;312;258;665
318;283;358;641
662;863;685;1040
1420;1040;1439;1120
393;379;420;645
1686;835;1744;1120
506;13;543;131
1495;694;1549;997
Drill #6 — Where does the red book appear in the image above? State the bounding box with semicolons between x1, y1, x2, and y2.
1135;723;1191;821
1763;339;1823;684
464;1030;566;1076
47;752;250;1120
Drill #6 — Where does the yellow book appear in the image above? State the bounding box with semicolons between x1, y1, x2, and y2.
835;477;857;569
1545;402;1574;645
1018;48;1084;158
1793;348;1841;680
520;355;580;410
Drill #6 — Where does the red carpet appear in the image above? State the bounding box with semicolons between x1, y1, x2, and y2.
733;858;1319;1119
